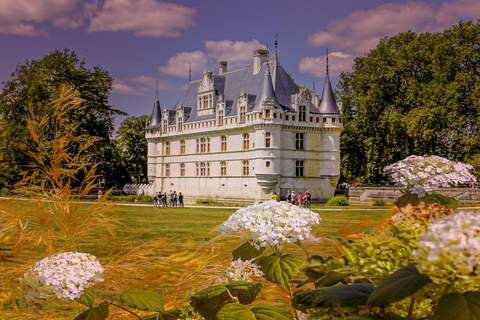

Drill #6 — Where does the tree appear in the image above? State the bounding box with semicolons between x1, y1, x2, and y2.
115;115;149;184
337;20;480;184
0;49;126;186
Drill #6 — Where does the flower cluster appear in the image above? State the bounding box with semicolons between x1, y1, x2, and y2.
383;155;476;197
20;252;104;307
219;200;321;248
413;211;480;291
215;259;264;284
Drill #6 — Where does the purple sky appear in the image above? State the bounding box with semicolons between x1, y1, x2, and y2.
1;0;479;128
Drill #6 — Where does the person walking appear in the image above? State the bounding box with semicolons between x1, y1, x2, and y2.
290;191;296;205
154;192;160;208
97;189;103;199
179;192;184;207
286;190;291;203
304;191;311;209
272;192;279;201
298;192;303;208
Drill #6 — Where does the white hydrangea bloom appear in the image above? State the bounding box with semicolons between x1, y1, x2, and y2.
219;200;320;248
215;259;264;284
20;252;104;306
384;155;476;197
412;211;480;291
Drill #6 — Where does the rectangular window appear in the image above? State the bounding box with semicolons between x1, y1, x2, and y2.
163;120;168;133
274;113;277;118
207;162;210;176
196;163;199;176
259;113;262;118
165;142;170;155
200;138;206;153
310;117;313;122
240;106;246;123
221;136;227;152
295;160;304;177
180;163;185;177
221;161;227;176
196;139;199;153
180;140;185;155
292;116;295;121
265;132;271;148
243;160;249;176
218;110;224;126
165;164;170;177
316;117;319;123
286;115;289;120
178;118;183;131
299;105;306;121
295;133;304;150
323;117;327;123
207;138;210;152
266;161;270;167
332;117;336;123
200;162;206;176
339;118;342;123
265;110;271;118
243;133;249;150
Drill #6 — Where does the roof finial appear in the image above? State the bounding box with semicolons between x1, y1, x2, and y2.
313;77;316;93
275;34;278;60
156;80;159;97
189;63;191;83
326;49;329;78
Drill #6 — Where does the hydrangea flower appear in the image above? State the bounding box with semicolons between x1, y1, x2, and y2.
383;155;476;197
219;200;320;249
412;211;480;291
215;259;264;284
20;252;104;307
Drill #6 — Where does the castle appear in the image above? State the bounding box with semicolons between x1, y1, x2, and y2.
146;48;342;201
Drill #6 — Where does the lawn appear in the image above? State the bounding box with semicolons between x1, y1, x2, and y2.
0;199;392;319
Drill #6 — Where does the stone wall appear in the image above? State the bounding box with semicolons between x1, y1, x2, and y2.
345;187;480;202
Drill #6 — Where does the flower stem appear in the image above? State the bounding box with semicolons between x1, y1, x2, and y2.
110;302;145;319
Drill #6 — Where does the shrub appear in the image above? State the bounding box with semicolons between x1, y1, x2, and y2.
373;199;390;206
139;195;153;203
327;195;350;206
125;195;139;202
0;187;9;196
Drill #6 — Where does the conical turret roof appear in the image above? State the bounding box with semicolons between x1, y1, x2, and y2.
147;81;162;128
318;53;340;114
254;63;280;109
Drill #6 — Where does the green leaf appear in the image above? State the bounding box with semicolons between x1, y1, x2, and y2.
191;286;233;320
232;241;265;261
143;310;182;320
215;303;255;320
314;269;353;288
295;240;309;257
76;287;96;309
420;194;458;210
74;301;109;320
292;284;375;312
350;313;408;320
254;254;303;291
367;263;431;306
394;193;419;209
116;288;164;313
435;291;480;320
227;281;262;305
251;303;294;320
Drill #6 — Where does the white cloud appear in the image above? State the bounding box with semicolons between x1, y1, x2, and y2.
159;39;266;78
299;52;355;77
112;76;177;96
87;0;195;37
0;0;82;35
303;0;480;77
158;51;208;78
204;39;265;69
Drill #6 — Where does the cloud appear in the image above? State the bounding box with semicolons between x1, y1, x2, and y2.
299;52;356;78
159;39;266;78
158;51;208;78
205;39;265;69
88;0;195;37
112;76;177;96
0;0;82;35
302;0;480;77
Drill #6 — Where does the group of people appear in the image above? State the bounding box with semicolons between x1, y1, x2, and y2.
274;190;311;208
154;190;184;208
339;182;363;189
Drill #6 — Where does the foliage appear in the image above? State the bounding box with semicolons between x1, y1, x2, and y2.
338;20;480;184
0;48;126;186
0;87;120;254
372;199;389;206
326;195;350;206
115;115;150;184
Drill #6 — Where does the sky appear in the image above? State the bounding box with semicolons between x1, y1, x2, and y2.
1;0;479;129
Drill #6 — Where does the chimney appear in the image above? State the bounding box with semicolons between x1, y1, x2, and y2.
219;61;228;75
253;49;268;75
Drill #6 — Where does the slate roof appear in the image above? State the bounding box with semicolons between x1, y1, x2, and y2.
146;90;162;129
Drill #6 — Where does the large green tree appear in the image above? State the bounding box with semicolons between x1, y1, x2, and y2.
338;20;480;184
0;49;126;186
115;115;149;184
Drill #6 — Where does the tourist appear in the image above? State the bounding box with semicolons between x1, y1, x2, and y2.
97;189;103;199
173;191;178;207
304;191;311;209
179;192;184;207
286;190;291;203
291;191;296;205
154;192;160;208
272;192;279;202
298;192;303;208
169;190;174;208
162;192;167;208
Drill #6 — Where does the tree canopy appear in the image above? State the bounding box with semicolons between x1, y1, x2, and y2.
0;49;126;186
338;20;480;184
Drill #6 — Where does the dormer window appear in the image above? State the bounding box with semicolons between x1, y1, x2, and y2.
240;106;246;123
299;105;306;121
177;117;183;131
162;119;168;133
218;110;224;126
